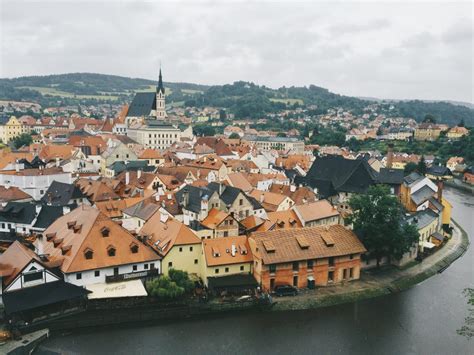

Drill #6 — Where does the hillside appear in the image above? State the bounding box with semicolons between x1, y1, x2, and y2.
0;73;472;126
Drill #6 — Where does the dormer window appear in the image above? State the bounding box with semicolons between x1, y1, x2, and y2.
107;245;116;257
130;243;139;254
67;221;76;229
101;227;110;237
84;248;93;259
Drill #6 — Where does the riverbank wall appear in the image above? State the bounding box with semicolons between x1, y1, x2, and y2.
445;179;474;194
6;219;470;338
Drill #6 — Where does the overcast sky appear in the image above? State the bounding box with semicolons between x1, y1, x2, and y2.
0;0;472;102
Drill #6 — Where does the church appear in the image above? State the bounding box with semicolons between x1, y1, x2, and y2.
126;68;193;150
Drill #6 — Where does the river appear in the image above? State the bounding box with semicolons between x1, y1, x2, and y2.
37;187;473;355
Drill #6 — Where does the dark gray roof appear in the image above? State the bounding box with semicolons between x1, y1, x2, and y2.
428;197;444;212
404;172;424;186
248;196;263;210
33;205;70;229
41;181;85;206
405;209;439;229
0;202;36;224
378;168;404;185
127;92;156;117
431;231;444;241
301;155;378;197
427;165;453;177
108;160;154;174
411;185;436;205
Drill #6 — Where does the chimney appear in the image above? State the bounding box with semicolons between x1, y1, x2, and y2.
36;234;45;256
125;171;130;185
290;184;296;192
259;193;264;203
55;157;60;167
437;179;443;203
386;143;394;169
231;244;236;256
137;170;142;179
62;206;71;215
35;204;42;215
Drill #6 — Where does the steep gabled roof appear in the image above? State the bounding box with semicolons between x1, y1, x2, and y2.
127;92;156;117
41;181;86;206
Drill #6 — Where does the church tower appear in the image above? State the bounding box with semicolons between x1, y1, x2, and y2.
156;67;166;119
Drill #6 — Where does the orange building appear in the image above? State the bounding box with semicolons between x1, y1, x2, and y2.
249;225;366;290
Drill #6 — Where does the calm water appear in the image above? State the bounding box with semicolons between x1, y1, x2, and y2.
38;187;473;355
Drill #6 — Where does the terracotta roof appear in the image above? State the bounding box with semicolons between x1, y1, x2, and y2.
0;241;43;286
265;210;303;230
250;225;366;264
139;148;163;160
275;154;311;171
0;151;34;169
226;172;253;192
269;184;317;205
140;212;201;255
249;190;292;212
156;174;182;191
68;136;106;155
246;172;288;187
39;144;76;161
201;208;231;229
240;215;266;231
293;200;339;223
0;186;32;202
76;179;120;202
42;205;159;273
203;236;253;267
0;167;66;176
95;197;145;219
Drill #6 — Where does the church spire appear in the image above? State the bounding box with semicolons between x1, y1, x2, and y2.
157;66;165;94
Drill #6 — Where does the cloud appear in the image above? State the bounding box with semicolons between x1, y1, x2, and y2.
0;0;472;102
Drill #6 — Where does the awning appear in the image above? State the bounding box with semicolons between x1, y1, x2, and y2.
431;231;444;242
422;241;436;249
86;279;148;299
3;281;90;315
207;274;258;291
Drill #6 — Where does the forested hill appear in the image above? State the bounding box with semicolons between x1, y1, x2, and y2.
0;73;472;126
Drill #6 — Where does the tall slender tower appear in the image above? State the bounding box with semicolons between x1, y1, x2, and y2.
156;67;166;119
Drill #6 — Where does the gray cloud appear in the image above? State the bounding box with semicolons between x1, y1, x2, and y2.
0;0;472;102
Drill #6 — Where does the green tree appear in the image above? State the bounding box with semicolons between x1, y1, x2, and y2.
348;185;419;267
146;275;185;300
169;268;194;292
277;132;287;137
12;133;33;149
417;156;427;175
404;162;418;175
423;114;437;123
228;132;241;139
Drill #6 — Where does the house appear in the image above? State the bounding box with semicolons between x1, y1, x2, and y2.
426;165;454;180
200;208;240;238
400;172;438;212
414;123;443;141
446;126;469;139
100;139;138;176
258;209;303;231
299;155;378;212
292;200;340;227
121;198;161;232
201;236;256;293
76;179;120;203
225;172;253;192
0;167;72;201
249;190;295;212
269;184;317;205
0;241;89;317
0;116;30;143
41;181;89;206
377;168;404;196
0;185;33;203
446;157;465;172
249;225;366;291
138;148;164;167
40;205;161;286
139;211;202;277
405;209;441;253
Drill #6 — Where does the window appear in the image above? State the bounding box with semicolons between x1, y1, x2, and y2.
328;257;335;266
240;265;244;271
215;268;220;274
1;223;4;228
150;263;155;269
239;199;243;206
224;231;228;237
95;270;100;277
130;244;139;253
84;250;93;259
292;261;299;271
179;247;183;252
269;264;276;273
190;246;193;252
307;260;314;269
194;259;198;264
133;265;138;271
349;254;354;260
76;273;82;280
349;268;354;279
168;262;173;267
270;278;275;290
328;271;334;282
225;267;229;273
144;264;149;270
107;247;116;257
293;275;298;287
24;271;43;283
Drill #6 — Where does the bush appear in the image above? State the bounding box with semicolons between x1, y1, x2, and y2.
146;268;194;300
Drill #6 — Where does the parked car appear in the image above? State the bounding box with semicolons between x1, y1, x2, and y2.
273;285;298;297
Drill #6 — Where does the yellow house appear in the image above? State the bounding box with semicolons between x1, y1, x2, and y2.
441;197;452;226
407;209;440;253
0;116;30;144
446;126;469;139
139;212;203;278
414;123;442;141
201;236;254;287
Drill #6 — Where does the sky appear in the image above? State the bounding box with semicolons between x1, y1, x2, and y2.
0;0;472;102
